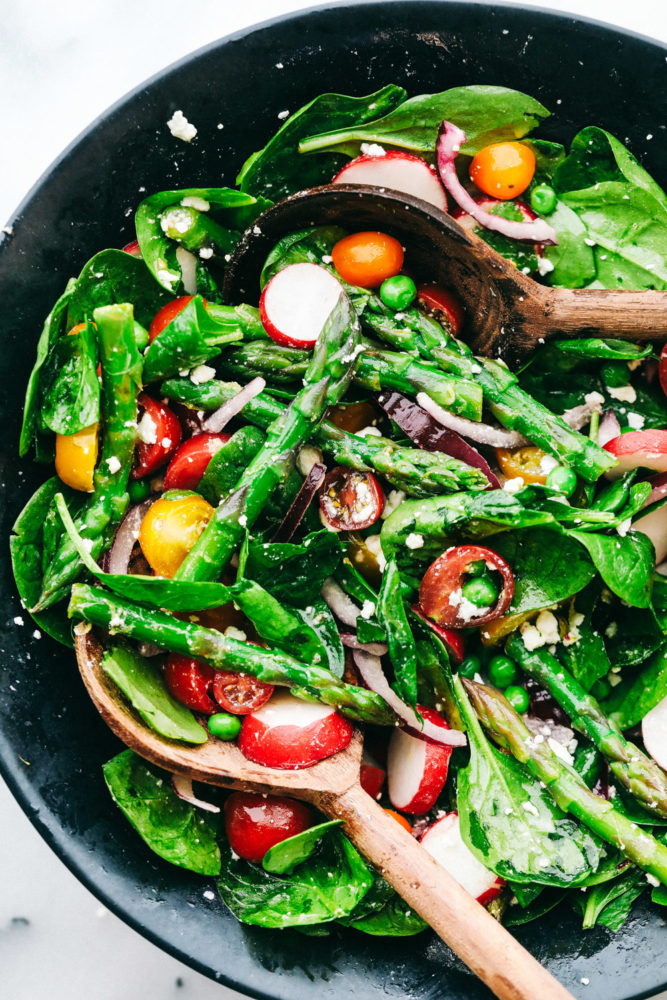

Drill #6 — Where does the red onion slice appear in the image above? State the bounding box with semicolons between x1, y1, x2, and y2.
340;633;389;656
171;775;221;813
203;377;266;433
436;121;558;246
107;498;159;575
271;461;326;542
353;649;466;748
415;392;527;450
377;389;501;489
597;410;622;447
321;578;365;628
561;400;603;432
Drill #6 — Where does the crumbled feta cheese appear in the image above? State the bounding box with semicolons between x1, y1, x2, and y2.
627;412;645;430
607;384;637;403
548;736;574;764
181;195;210;212
584;391;605;408
405;532;424;549
520;624;545;651
536;256;555;277
357;424;382;438
535;610;560;645
224;626;247;641
522;801;539;816
106;456;121;474
605;621;618;638
238;514;248;528
296;445;323;476
190;364;216;385
321;254;333;264
580;978;590;986
503;476;525;493
277;110;290;120
381;490;406;519
13;616;24;626
156;268;179;288
360;600;375;620
539;454;559;475
646;873;660;887
161;437;172;449
167;110;197;142
617;518;632;537
199;246;214;259
360;143;386;157
584;238;596;247
364;534;387;571
252;225;262;236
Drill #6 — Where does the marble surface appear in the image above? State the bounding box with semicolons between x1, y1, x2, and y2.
1;1;667;998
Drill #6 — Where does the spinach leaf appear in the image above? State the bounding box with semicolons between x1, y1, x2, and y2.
260;225;348;288
601;645;667;730
237;85;406;199
606;778;667;828
603;604;663;670
377;559;418;706
653;573;667;632
652;883;667;906
541;200;596;288
553;339;653;362
39;319;100;434
348;894;427;937
242;530;342;607
299;86;549;158
454;677;604;887
262;820;343;875
20;278;75;458
569;529;654;608
135;188;269;295
198;426;265;506
473;202;540;273
504;889;567;927
102;643;207;743
103;749;221;875
576;868;646;931
141;296;244;383
10;478;80;646
491;528;596;617
230;579;330;667
293;600;345;678
559;588;610;691
68;248;171;329
217;829;372;928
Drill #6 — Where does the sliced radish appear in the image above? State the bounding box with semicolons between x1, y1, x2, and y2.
259;262;344;348
387;706;453;814
333;150;448;212
420;812;505;905
633;472;667;562
603;430;667;479
642;694;667;772
238;689;353;769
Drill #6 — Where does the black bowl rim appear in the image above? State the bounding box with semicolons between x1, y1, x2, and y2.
1;4;667;1000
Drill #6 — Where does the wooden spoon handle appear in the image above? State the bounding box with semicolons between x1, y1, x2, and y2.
546;287;667;341
321;784;575;1000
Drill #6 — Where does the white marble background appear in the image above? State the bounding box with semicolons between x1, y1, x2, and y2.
1;1;667;998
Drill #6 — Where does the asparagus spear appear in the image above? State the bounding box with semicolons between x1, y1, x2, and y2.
34;304;142;611
160;377;489;495
219;340;484;421
461;678;667;886
174;292;360;583
506;636;667;820
68;583;393;725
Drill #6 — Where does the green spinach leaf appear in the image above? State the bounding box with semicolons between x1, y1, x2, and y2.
601;645;667;730
39;319;100;434
293;600;345;678
504;889;567;927
569;529;654;608
141;296;244;383
242;530;342;607
347;893;427;936
198;426;266;506
576;868;646;931
559;588;610;691
68;248;171;329
377;558;418;706
262;820;343;875
541;200;597;288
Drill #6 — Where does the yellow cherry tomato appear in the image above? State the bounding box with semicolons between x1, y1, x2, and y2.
331;231;404;288
138;493;214;578
469;142;536;200
55;423;99;492
496;445;550;485
384;809;412;833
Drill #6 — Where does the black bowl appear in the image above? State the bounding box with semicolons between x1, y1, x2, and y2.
1;4;667;999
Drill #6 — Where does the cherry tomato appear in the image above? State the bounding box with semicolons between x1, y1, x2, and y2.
416;285;464;336
331;231;404;288
224;791;314;863
360;763;386;799
496;445;550;485
138;492;213;577
132;394;182;480
55;423;99;492
212;671;275;715
384;809;413;833
163;432;231;490
319;467;385;531
410;604;464;664
148;296;199;343
469;141;536;200
122;240;142;257
419;545;515;629
327;400;380;434
164;654;218;714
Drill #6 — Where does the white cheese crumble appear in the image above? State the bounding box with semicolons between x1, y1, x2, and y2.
535;610;560;645
381;489;406;519
167;110;197;142
296;445;323;476
199;246;214;259
224;626;247;641
161;211;193;237
181;195;210;212
607;384;637;403
137;413;157;444
238;514;248;528
617;518;632;537
106;456;121;474
360;600;376;619
536;256;555;277
360;142;386;156
405;532;424;549
13;616;24;626
539;454;559;475
584;391;605;408
190;364;216;385
364;534;387;572
503;476;525;493
277;110;290;120
627;412;645;430
548;736;574;765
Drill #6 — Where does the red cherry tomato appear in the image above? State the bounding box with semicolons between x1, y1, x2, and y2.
122;240;142;257
132;394;182;480
410;604;464;664
660;343;667;397
224;791;314;863
164;654;217;714
148;295;204;344
319;467;385;531
163;433;231;491
360;763;386;799
212;671;275;715
419;545;514;629
416;285;464;336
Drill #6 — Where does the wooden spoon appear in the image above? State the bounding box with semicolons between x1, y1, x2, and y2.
223;183;667;363
75;628;575;1000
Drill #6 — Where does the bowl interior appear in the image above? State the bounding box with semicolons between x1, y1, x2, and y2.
1;4;667;1000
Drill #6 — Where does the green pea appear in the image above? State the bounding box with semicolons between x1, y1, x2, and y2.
530;184;557;215
505;685;530;714
546;465;578;498
461;577;498;608
128;478;151;503
379;275;417;311
601;361;630;388
459;655;481;679
488;654;519;689
208;712;242;740
591;678;611;701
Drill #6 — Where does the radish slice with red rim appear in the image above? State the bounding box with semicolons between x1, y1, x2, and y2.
171;775;221;813
387;705;453;814
333;150;448;212
436;121;558;246
642;694;667;772
419;545;515;629
420;812;505;905
238;690;354;769
632;471;667;563
319;466;385;531
272;461;327;542
603;429;667;480
259;263;344;348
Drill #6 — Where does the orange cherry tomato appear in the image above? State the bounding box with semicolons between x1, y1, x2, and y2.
138;492;213;577
496;445;550;485
384;809;413;833
327;400;379;434
55;422;99;492
469;142;536;200
148;295;205;343
331;231;404;288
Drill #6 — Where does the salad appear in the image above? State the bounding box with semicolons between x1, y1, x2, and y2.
11;82;667;939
